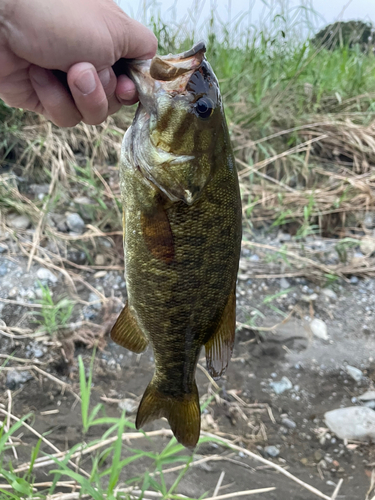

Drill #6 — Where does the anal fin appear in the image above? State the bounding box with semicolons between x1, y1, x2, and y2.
204;290;236;380
111;302;148;353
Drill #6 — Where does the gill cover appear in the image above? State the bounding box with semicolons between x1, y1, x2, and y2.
128;42;221;205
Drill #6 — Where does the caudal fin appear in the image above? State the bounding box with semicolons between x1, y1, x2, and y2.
135;380;201;449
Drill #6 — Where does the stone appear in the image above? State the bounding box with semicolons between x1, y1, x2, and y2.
66;213;85;234
364;212;375;229
6;370;33;390
264;445;280;457
118;398;137;414
360;236;375;256
321;288;337;301
29;184;50;195
277;231;291;242
36;267;58;283
270;376;293;394
95;254;105;266
325;407;375;442
350;276;359;285
358;391;375;401
282;417;297;429
88;292;102;311
0;243;8;254
249;254;260;262
8;214;31;230
280;278;290;289
310;318;328;340
345;365;363;383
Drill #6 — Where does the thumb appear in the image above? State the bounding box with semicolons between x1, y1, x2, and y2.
118;15;158;60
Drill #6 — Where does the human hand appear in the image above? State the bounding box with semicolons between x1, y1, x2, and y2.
0;0;157;126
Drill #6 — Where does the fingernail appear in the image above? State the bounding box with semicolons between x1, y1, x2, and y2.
74;69;96;95
98;68;111;88
30;66;50;87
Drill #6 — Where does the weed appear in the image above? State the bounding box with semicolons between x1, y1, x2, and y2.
32;282;74;336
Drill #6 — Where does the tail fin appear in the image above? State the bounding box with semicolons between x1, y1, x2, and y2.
135;379;201;449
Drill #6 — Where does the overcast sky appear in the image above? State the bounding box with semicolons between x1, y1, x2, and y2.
120;0;375;31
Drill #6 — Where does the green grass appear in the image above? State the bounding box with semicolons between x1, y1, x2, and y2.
32;282;74;336
0;355;220;500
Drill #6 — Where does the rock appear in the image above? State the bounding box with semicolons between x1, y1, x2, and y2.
264;445;280;457
321;288;337;301
29;184;50;195
66;213;85;234
67;250;87;265
358;391;375;401
360;236;375;256
249;254;260;262
325;407;375;442
280;278;290;289
350;276;359;285
0;262;8;277
364;212;375;229
118;398;138;414
364;401;375;410
36;267;58;283
310;318;328;340
0;243;8;253
346;365;363;383
270;376;293;394
8;214;31;230
277;231;291;242
282;417;297;429
8;287;18;298
95;254;105;266
88;292;102;311
6;370;33;390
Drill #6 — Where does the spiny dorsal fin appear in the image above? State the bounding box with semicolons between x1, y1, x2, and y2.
204;290;236;380
136;380;200;449
111;302;148;353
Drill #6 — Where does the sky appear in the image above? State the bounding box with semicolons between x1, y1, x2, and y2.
119;0;375;31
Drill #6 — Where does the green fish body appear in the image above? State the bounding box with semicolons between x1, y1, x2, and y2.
111;42;242;448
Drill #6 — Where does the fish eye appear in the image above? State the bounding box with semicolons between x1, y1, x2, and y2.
194;97;214;119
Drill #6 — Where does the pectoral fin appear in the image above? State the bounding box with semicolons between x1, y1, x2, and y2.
111;302;148;353
141;201;174;264
204;290;236;380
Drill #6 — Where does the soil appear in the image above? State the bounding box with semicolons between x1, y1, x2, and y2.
1;232;375;500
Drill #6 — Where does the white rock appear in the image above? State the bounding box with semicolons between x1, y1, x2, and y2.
325;407;375;442
345;365;363;383
360;236;375;255
118;398;137;414
321;288;337;301
280;278;290;289
8;214;31;230
66;213;85;234
36;268;58;283
310;318;328;340
359;391;375;401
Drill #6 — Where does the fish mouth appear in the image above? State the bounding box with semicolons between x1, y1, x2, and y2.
129;41;207;100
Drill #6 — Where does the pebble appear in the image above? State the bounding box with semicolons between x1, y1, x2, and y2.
350;276;359;285
36;267;58;283
66;213;85;234
88;292;102;311
321;288;338;301
345;365;363;383
95;254;105;266
280;278;290;289
0;262;8;277
310;318;328;340
6;370;33;390
0;243;8;253
359;391;375;401
264;445;280;457
118;398;137;414
281;417;297;429
325;407;375;442
360;236;375;256
8;214;31;230
249;254;260;262
270;376;293;394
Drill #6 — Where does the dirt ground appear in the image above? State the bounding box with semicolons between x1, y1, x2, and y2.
1;227;375;499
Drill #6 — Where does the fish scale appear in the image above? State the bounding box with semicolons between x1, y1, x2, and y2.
111;42;242;448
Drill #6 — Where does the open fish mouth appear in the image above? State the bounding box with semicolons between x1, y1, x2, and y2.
128;41;207;99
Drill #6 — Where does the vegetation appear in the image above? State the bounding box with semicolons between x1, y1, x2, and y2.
1;1;375;498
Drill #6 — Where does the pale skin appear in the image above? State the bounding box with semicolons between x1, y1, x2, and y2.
0;0;157;127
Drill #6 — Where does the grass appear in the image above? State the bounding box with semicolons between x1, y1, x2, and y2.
32;283;74;336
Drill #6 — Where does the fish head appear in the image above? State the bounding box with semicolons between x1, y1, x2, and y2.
128;42;223;205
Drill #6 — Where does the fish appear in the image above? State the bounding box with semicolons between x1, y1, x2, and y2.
111;41;242;449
